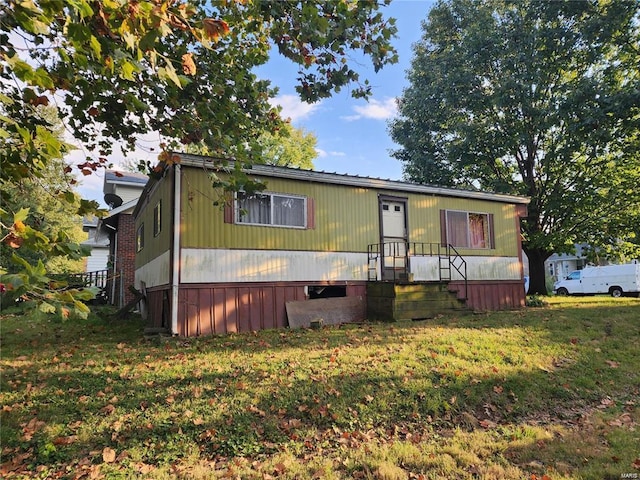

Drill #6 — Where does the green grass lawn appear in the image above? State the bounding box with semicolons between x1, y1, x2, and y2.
1;296;639;479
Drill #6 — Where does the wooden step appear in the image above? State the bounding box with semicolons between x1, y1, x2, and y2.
366;281;470;321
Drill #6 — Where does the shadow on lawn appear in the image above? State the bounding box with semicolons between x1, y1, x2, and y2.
1;299;638;474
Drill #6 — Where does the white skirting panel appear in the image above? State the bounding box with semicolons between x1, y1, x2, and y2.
180;248;369;284
179;249;522;284
411;256;522;281
135;250;171;288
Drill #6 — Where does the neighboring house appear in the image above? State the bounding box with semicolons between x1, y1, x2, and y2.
99;170;148;306
134;154;530;337
545;244;610;282
81;216;110;272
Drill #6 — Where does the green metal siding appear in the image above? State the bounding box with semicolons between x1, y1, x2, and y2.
179;168;520;256
408;195;519;257
180;169;379;252
135;171;173;269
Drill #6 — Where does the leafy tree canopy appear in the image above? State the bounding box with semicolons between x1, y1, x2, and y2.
389;0;640;294
0;105;95;318
1;0;397;182
1;155;88;276
1;0;397;315
258;123;317;169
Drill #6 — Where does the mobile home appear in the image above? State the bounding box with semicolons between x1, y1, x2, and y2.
133;154;529;336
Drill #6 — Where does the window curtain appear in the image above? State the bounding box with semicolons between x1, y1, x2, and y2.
469;213;488;248
237;194;271;224
447;211;469;248
273;195;305;227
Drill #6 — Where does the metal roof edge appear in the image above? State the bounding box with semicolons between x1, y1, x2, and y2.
105;198;139;217
104;170;149;185
176;153;530;205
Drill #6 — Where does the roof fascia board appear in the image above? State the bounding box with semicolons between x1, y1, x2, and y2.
105;198;139;217
106;180;147;187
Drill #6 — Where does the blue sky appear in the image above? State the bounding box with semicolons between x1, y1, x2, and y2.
74;1;435;204
262;0;434;180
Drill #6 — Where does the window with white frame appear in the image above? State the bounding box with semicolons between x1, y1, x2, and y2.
236;192;306;228
445;210;493;249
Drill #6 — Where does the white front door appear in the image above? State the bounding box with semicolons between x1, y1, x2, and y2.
380;200;408;281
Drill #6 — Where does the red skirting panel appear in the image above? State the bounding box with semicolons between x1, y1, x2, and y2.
177;281;367;337
145;286;170;329
146;281;520;336
449;280;526;312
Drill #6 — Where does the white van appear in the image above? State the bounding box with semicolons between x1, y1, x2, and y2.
553;263;640;297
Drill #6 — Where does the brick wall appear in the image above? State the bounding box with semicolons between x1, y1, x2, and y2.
116;214;137;306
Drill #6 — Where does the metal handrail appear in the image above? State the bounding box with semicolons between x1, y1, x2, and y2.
445;244;468;300
367;242;467;299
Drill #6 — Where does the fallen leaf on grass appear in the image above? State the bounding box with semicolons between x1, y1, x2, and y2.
135;463;154;474
633;458;640;470
102;447;116;463
598;397;614;409
479;419;498;429
21;417;45;441
0;451;32;474
605;360;620;368
247;405;266;417
53;435;78;445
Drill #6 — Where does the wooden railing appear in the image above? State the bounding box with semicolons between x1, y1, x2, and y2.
67;270;109;290
50;269;128;306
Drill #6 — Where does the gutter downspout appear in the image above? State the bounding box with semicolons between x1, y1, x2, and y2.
171;164;181;335
105;224;118;304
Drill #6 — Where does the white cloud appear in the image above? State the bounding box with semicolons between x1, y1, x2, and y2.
270;94;321;122
63;131;162;205
341;97;398;122
315;148;347;159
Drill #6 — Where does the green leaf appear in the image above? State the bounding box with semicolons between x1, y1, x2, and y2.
39;302;56;314
73;286;99;301
120;61;137;81
33;67;54;89
66;0;94;18
89;35;102;59
73;299;91;314
14;208;30;223
6;55;35;82
158;63;182;88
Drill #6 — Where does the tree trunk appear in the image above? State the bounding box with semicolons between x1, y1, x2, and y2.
525;247;552;295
